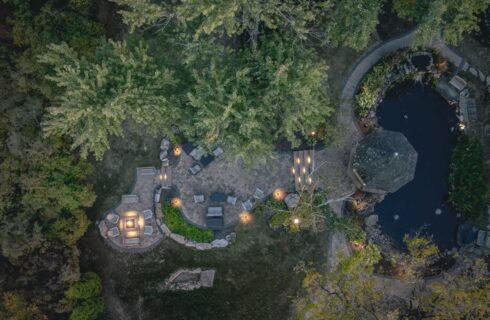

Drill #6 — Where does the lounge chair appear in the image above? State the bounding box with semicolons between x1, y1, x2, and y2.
190;146;206;161
241;199;253;211
253;188;265;200
144;226;153;235
226;196;237;206
213;147;224;157
194;194;205;203
143;209;153;220
189;164;202;175
207;206;223;217
106;213;119;224
108;227;120;238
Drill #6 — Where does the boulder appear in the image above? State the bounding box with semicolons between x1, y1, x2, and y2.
159;223;172;236
435;208;442;215
211;239;228;248
365;215;378;227
461;61;469;71
199;270;216;288
196;243;212;250
284;193;300;208
163;268;216;291
479;71;486;82
170;233;186;245
225;232;237;243
185;240;196;248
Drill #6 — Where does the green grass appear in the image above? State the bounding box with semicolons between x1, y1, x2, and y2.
162;203;214;242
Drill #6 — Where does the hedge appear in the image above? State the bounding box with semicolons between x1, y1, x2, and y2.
162;203;214;242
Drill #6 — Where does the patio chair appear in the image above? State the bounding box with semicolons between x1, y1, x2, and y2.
106;213;119;224
190;146;206;161
213;147;224;157
241;199;253;211
253;188;265;200
226;196;237;206
144;226;153;235
161;158;170;167
194;194;205;203
189;164;202;175
160;138;170;151
108;227;120;238
207;206;223;217
143;209;153;220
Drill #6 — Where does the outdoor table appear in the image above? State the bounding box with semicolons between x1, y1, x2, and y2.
210;192;226;202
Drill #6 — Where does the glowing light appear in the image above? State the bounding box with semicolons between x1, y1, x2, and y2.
292;167;295;175
308;177;312;184
293;218;300;225
273;188;285;201
173;145;182;156
240;211;252;224
159;174;163;180
458;122;465;130
311;131;316;136
298;177;301;183
302;167;306;174
171;197;182;208
164;174;167;180
126;219;135;228
296;157;300;164
126;230;139;238
307;156;311;164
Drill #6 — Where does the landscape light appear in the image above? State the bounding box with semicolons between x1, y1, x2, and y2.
292;167;295;175
240;211;252;224
171;197;182;208
293;218;300;225
173;145;182;156
273;188;285;201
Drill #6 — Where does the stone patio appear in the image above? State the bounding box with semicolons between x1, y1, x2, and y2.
99;167;164;251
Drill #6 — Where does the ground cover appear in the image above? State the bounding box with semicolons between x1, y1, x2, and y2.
162;202;214;242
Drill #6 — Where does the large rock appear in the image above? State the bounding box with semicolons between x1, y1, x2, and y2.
170;233;186;245
365;215;379;227
196;243;212;250
284;193;300;208
163;268;216;291
225;232;237;243
211;239;228;248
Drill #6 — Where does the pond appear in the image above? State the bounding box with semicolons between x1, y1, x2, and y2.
374;80;461;250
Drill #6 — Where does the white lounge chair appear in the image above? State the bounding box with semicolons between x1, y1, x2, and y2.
253;188;265;200
106;213;119;224
143;209;153;220
213;147;224;157
226;196;237;206
194;194;205;203
108;227;120;238
144;226;153;235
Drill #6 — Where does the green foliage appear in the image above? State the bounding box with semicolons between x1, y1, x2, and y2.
0;292;48;320
393;0;490;45
448;134;488;220
182;34;333;161
294;244;384;320
321;0;383;50
65;272;105;320
38;40;178;160
110;0;172;32
324;213;366;243
392;234;439;280
356;61;393;117
162;203;214;242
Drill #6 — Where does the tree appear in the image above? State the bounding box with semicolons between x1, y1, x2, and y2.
321;0;384;50
393;0;490;45
419;258;490;319
294;244;389;320
182;34;334;161
448;134;488;220
0;292;47;320
64;272;105;320
38;40;178;160
109;0;173;33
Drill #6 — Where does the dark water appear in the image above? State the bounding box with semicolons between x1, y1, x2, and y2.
375;81;461;250
411;55;431;71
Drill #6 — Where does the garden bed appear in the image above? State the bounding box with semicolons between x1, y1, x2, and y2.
162;203;214;242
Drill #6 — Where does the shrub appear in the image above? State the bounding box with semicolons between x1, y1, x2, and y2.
65;272;105;320
162;203;214;242
448;134;488;221
356;62;393;117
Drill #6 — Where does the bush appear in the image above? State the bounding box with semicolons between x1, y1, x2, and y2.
65;272;105;320
162;203;214;242
356;62;394;117
448;134;488;221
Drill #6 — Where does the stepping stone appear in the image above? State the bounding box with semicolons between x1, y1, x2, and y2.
479;71;486;82
486;76;490;86
435;208;442;215
122;194;139;204
461;61;469;71
469;67;478;77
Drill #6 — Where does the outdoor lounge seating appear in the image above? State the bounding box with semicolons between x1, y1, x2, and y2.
242;199;253;211
106;213;119;224
253;188;265;200
190;146;206;161
108;227;120;238
144;226;153;235
189;164;202;175
213;147;223;157
210;192;226;202
226;196;237;206
194;194;205;203
207;206;223;217
143;209;153;220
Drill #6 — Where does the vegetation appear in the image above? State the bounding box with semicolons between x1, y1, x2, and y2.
393;0;490;45
162;203;214;242
448;134;488;221
64;272;105;320
356;60;394;117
